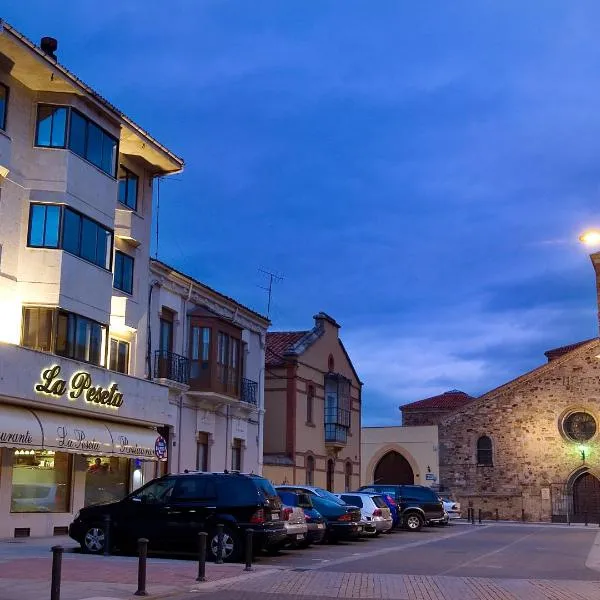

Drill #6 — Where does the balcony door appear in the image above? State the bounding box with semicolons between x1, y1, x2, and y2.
157;308;175;379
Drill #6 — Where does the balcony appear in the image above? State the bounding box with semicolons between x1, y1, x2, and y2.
241;378;258;405
325;424;349;448
153;350;190;391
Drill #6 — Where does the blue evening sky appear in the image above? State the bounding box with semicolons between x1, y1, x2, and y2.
5;1;600;425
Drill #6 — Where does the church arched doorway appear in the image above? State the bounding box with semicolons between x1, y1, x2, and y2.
573;472;600;522
374;451;414;485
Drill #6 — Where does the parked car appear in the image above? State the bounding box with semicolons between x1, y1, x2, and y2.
381;493;401;529
279;502;308;548
439;495;461;520
336;493;393;536
277;490;326;546
358;484;444;532
275;486;362;542
69;472;286;561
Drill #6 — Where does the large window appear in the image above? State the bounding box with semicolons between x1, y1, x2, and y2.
85;456;130;506
218;332;241;395
109;338;129;374
28;204;61;248
0;83;8;131
114;251;134;294
324;374;351;444
190;326;211;383
35;105;118;176
56;310;107;366
118;166;139;210
28;203;113;270
476;436;493;466
22;306;54;352
11;450;72;513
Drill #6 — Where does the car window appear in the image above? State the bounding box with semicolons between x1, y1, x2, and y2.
277;491;298;506
372;495;388;508
252;477;279;500
130;478;176;504
405;487;437;501
317;488;347;505
297;492;313;508
217;477;258;505
172;477;217;501
340;494;363;507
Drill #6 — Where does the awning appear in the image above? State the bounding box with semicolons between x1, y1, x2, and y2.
35;410;114;456
0;405;43;449
108;424;161;461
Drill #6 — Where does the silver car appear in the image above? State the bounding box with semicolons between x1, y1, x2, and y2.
281;503;308;546
336;493;393;535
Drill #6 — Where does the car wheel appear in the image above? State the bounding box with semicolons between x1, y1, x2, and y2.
82;525;106;554
404;513;423;532
209;526;241;562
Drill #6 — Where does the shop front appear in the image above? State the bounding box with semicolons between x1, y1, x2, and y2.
0;343;173;538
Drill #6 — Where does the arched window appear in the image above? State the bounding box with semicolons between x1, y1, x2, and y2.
345;460;353;492
305;455;315;486
307;384;314;424
326;458;335;491
477;436;493;465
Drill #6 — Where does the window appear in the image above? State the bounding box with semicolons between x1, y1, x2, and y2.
173;476;217;501
22;307;54;352
217;332;241;395
35;105;67;148
11;450;72;513
476;436;493;466
190;326;211;382
56;310;107;367
109;338;129;374
28;204;60;248
84;456;130;506
326;459;335;492
197;432;209;471
306;455;315;486
0;83;8;131
345;461;353;492
118;166;139;210
324;374;351;444
340;494;363;508
307;384;315;424
114;251;134;294
131;477;177;505
232;438;243;471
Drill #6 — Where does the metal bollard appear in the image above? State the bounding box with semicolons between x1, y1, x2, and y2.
245;528;254;572
103;514;111;556
134;538;149;596
50;545;63;600
585;512;588;527
216;524;224;565
495;508;499;521
197;532;207;582
521;509;525;522
478;509;482;525
471;508;475;525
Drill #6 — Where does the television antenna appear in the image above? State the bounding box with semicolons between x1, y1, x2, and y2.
258;268;284;317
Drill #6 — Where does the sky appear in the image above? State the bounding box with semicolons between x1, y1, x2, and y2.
4;1;600;426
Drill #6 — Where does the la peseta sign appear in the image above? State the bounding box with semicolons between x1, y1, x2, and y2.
35;365;124;409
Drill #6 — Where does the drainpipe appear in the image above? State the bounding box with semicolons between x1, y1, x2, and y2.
147;280;161;380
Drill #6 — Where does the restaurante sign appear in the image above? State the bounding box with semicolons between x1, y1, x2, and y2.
35;365;124;408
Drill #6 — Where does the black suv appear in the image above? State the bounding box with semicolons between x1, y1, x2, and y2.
69;472;286;561
358;484;444;532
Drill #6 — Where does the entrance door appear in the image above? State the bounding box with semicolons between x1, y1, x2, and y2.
573;473;600;522
374;451;414;485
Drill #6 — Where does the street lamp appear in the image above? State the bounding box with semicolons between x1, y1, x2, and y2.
579;230;600;246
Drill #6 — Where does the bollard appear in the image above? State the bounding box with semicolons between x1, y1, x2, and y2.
567;511;571;526
521;509;525;522
245;528;254;572
478;509;482;525
50;545;63;600
495;508;499;522
197;532;207;582
103;514;111;556
471;508;475;525
585;512;588;527
216;524;224;564
134;538;149;596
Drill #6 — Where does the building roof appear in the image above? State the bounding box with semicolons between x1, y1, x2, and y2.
265;331;309;367
544;339;596;362
150;259;270;325
401;390;475;412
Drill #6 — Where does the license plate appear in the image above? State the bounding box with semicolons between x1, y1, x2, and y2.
271;512;279;520
317;524;325;529
296;533;304;540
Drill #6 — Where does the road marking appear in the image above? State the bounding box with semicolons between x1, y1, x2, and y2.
585;531;600;573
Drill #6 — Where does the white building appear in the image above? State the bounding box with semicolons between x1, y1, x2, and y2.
149;259;269;475
0;22;183;537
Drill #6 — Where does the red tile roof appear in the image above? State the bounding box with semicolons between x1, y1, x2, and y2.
544;339;597;362
401;390;474;412
266;331;309;367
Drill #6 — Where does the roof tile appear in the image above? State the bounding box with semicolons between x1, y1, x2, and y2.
401;390;474;411
266;331;308;367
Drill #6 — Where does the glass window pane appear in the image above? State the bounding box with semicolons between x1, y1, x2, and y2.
35;106;54;146
44;206;60;248
11;451;71;513
109;338;118;371
28;205;46;247
0;84;7;130
55;312;68;355
86;122;103;167
62;209;81;256
89;322;102;365
100;227;112;269
84;456;130;506
117;340;129;373
202;328;211;361
122;254;133;293
80;218;98;263
101;133;117;176
68;110;87;157
75;317;90;361
127;174;138;209
114;252;123;289
191;327;200;360
118;179;127;205
51;107;67;147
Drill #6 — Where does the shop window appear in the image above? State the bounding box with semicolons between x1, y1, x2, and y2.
197;432;209;471
118;166;139;210
22;307;54;352
109;339;129;374
11;450;72;513
476;436;493;466
0;83;8;131
114;251;134;294
305;455;315;486
232;438;243;471
84;456;130;506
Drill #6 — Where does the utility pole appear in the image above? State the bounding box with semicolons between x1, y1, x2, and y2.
258;269;283;317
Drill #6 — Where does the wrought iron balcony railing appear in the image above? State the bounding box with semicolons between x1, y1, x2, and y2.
241;378;258;405
154;350;190;385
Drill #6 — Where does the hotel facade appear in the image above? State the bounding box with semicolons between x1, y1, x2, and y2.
0;22;183;537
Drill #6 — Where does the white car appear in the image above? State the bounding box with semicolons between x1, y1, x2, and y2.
281;503;309;546
336;493;393;535
439;495;461;520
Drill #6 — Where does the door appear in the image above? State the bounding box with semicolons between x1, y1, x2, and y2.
157;310;174;378
374;451;414;485
573;473;600;522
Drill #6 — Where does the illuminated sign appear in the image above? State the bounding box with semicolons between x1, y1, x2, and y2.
35;365;124;408
117;435;155;458
155;436;167;459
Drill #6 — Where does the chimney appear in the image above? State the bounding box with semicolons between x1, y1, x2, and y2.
314;312;340;333
40;37;58;60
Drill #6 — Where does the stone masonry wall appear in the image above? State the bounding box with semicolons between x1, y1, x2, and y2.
439;340;600;522
402;410;452;427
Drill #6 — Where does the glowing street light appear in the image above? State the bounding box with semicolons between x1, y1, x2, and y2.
578;230;600;246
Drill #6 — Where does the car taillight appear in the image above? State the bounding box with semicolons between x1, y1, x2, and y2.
250;509;265;524
282;507;293;521
373;509;382;517
338;513;352;522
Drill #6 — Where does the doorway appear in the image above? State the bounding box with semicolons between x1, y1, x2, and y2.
573;472;600;522
373;451;414;485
